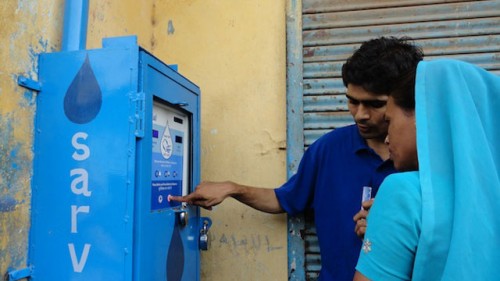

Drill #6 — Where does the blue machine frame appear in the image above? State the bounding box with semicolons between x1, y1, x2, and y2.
25;36;205;281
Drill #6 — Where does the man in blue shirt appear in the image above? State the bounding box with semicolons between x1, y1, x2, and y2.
170;37;423;281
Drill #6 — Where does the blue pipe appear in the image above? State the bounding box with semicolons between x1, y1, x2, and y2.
61;0;89;51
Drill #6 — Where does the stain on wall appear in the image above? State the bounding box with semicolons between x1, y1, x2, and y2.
86;0;155;50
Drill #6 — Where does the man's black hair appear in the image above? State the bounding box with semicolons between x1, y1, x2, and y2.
341;36;423;95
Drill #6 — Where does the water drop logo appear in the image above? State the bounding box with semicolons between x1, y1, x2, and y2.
160;122;173;159
166;222;185;281
64;55;102;124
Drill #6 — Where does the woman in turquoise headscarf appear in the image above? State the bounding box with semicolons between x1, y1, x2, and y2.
353;59;500;280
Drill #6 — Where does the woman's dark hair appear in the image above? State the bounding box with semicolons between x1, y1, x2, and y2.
341;36;423;95
390;69;417;112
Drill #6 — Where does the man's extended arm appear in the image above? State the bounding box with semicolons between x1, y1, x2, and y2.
169;181;284;214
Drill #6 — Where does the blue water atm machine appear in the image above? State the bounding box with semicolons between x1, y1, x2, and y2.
16;36;211;281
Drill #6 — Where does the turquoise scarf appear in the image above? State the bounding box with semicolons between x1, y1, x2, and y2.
413;59;500;280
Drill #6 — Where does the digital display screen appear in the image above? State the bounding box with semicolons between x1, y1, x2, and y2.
174;117;183;124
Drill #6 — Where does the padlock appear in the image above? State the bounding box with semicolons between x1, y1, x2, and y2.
199;219;211;251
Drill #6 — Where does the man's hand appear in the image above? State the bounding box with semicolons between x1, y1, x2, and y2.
169;181;236;210
353;199;374;239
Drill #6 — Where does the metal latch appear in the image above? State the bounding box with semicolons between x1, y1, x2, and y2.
178;210;188;227
199;217;212;251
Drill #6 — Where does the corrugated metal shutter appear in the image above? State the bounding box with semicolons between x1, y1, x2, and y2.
294;1;500;280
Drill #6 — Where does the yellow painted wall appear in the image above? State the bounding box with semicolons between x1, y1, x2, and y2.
1;1;286;280
0;0;64;273
150;2;288;280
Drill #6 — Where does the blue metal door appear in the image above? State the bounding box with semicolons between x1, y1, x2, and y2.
30;43;139;280
132;49;201;281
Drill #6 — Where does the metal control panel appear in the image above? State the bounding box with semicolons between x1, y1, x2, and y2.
151;103;189;210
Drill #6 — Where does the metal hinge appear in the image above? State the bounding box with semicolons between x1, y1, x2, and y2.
5;266;33;281
132;92;145;138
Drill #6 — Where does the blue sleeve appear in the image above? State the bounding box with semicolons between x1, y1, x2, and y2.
274;141;321;215
356;172;421;281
